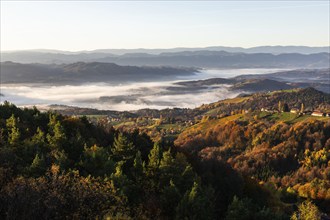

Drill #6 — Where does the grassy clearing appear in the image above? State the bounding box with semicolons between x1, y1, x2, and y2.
113;121;135;128
221;96;250;104
157;124;181;130
187;114;243;132
269;112;298;122
77;114;108;118
269;89;300;95
309;115;330;121
258;111;272;118
205;108;220;116
259;112;330;124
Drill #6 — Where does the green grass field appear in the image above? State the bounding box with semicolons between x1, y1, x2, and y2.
113;121;136;128
77;114;108;118
220;96;250;104
187;114;243;132
269;89;299;95
269;112;298;122
259;112;330;124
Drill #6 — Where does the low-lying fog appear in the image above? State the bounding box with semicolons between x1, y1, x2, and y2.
1;68;283;111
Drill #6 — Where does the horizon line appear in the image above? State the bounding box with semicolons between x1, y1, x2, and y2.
1;45;330;53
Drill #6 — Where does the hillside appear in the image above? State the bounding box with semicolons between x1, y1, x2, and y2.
0;61;196;84
234;68;330;83
173;89;330;216
197;87;330;116
175;78;235;87
230;79;293;92
175;68;330;93
1;87;330;219
174;105;330;215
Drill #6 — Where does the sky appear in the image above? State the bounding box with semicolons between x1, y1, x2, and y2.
1;1;329;51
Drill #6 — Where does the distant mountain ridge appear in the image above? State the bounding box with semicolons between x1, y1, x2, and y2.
3;45;329;55
0;61;196;84
2;61;329;93
1;50;329;68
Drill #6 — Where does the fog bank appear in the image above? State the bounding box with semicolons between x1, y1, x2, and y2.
0;68;284;111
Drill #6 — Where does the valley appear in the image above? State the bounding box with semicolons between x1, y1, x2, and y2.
1;87;329;219
1;1;330;219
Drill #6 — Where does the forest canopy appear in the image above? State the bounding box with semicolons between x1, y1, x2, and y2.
0;96;329;219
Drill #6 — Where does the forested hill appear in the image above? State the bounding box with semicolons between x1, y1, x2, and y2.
0;61;196;84
174;101;330;217
0;87;329;219
198;87;330;116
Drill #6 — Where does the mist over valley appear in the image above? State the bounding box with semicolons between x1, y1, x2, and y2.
2;1;330;219
1;64;329;111
1;68;278;110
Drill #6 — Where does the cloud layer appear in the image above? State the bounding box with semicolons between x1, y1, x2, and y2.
0;68;281;110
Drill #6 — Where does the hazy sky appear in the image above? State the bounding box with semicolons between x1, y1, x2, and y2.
1;1;329;51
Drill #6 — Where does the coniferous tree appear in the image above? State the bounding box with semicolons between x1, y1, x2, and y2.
175;181;215;220
148;142;162;171
47;115;66;149
146;142;163;191
6;114;20;145
174;154;196;192
80;144;114;176
0;128;5;146
112;133;135;161
30;127;46;154
31;127;45;145
161;180;181;218
29;153;47;177
225;196;252;220
159;149;173;170
133;150;144;177
159;149;176;186
111;161;131;196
